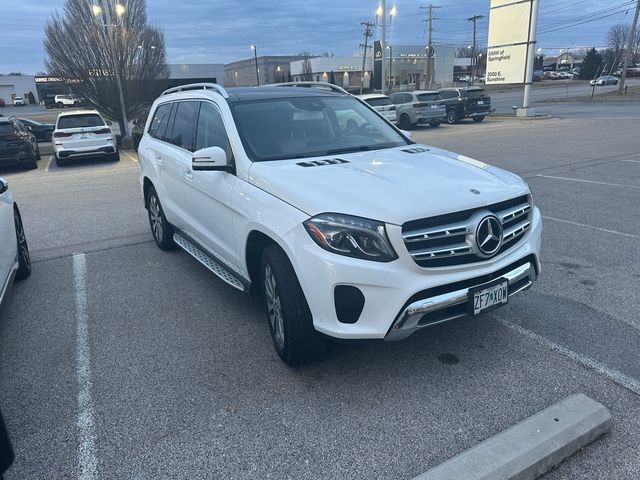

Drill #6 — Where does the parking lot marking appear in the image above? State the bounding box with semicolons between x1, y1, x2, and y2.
45;156;53;172
542;216;640;240
73;253;98;480
621;159;640;163
536;174;640;190
498;318;640;396
123;151;137;163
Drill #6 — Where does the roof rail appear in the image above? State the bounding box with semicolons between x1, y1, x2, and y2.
161;82;229;99
269;82;352;96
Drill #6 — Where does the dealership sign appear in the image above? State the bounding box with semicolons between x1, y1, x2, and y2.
486;0;535;85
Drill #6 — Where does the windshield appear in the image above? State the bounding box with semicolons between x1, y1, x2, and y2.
232;96;408;162
57;114;104;129
365;97;392;107
416;93;440;102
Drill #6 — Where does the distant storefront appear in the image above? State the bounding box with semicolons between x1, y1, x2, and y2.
290;57;373;91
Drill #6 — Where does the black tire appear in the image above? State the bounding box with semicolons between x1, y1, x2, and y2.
446;108;459;125
146;187;175;250
260;245;327;365
398;113;412;130
14;207;31;279
429;120;441;128
56;102;63;108
110;150;120;162
35;145;41;160
74;101;80;107
473;116;485;122
55;156;66;167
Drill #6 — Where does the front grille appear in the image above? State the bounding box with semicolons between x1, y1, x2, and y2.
402;195;532;268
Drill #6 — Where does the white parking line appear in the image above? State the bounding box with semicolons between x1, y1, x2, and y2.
73;253;98;480
536;174;640;190
45;156;54;172
122;151;137;163
542;216;640;240
498;318;640;396
621;159;640;163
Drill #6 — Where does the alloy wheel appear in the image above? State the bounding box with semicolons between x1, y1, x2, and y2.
263;263;285;351
149;194;164;241
15;210;30;269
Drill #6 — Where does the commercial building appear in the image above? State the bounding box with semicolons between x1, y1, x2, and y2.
0;75;39;105
225;56;300;87
383;44;457;91
34;64;224;102
290;56;373;90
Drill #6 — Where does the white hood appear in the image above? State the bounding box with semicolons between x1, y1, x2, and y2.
248;145;530;225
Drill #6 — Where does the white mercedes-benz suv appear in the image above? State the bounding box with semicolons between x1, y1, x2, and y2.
138;82;541;365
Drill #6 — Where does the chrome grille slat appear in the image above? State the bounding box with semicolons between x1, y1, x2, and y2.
402;195;533;268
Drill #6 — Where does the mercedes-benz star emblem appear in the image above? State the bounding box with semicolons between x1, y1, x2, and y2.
470;188;480;195
476;215;503;256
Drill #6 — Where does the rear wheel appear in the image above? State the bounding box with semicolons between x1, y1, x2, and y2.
429;120;441;128
261;245;327;365
446;109;459;125
56;102;63;108
109;150;120;162
14;207;31;279
147;187;175;250
398;113;412;130
35;145;41;160
55;156;67;167
473;116;485;122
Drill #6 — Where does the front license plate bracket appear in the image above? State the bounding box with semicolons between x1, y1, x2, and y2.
468;277;509;316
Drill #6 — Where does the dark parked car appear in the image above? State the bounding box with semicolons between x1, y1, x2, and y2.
438;87;491;124
0;117;40;170
131;105;151;150
18;118;55;142
0;98;5;108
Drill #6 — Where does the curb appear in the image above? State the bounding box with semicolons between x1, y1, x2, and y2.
413;393;612;480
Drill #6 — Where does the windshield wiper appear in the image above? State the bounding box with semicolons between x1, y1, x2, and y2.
324;145;376;155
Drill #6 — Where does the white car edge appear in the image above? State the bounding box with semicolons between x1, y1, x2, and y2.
53;110;119;167
0;177;31;313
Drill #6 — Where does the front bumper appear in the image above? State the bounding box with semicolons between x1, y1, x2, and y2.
282;207;542;340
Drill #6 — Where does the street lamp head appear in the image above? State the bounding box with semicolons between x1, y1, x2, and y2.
91;4;102;16
115;3;126;16
375;5;383;17
250;45;256;50
389;5;397;17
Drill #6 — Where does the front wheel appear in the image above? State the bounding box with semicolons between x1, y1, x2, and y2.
429;120;441;128
398;114;412;130
261;245;327;365
446;109;459;124
147;187;175;250
473;116;485;122
56;102;64;108
14;207;31;279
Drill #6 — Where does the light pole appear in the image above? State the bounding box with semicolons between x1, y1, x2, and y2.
386;45;393;91
375;2;397;94
91;1;131;147
251;45;259;86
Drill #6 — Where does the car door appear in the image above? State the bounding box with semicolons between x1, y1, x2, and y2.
0;180;16;287
156;101;199;232
183;101;240;268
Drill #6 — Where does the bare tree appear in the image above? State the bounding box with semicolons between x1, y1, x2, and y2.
44;0;168;134
298;52;314;81
607;23;640;66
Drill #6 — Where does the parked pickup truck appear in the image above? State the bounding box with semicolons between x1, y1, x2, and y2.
138;81;541;365
438;87;491;124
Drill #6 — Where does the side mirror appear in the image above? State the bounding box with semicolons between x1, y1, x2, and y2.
0;178;8;195
192;146;231;172
400;129;412;140
27;126;33;132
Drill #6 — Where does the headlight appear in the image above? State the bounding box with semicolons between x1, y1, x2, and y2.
303;213;397;262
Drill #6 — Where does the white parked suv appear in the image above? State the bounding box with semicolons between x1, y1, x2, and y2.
53;110;119;166
358;94;397;124
11;97;25;106
54;94;83;108
138;82;541;365
0;177;31;313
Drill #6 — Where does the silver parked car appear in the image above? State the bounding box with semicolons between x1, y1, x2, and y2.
0;177;31;313
358;94;397;124
590;75;618;86
389;91;446;129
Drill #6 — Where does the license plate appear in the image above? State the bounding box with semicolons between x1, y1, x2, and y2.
477;100;484;105
469;278;508;315
430;105;439;109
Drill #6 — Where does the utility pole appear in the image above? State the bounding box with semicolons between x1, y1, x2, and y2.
359;21;374;94
467;15;484;86
420;4;441;89
618;0;640;95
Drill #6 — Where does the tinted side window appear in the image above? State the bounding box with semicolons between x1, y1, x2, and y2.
148;103;171;139
168;101;199;151
195;102;232;160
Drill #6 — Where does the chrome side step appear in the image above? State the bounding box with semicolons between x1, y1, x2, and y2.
173;233;246;292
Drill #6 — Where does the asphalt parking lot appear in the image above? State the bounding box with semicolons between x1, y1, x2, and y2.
1;105;639;479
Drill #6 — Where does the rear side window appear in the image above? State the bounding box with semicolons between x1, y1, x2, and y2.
167;101;199;151
148;103;172;140
195;102;232;160
416;93;440;102
365;97;392;107
57;114;104;129
439;90;458;99
0;123;15;135
465;89;486;99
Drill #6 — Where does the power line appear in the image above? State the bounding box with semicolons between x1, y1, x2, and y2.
539;6;634;34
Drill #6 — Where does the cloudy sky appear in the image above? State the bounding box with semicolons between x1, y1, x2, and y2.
1;0;637;74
